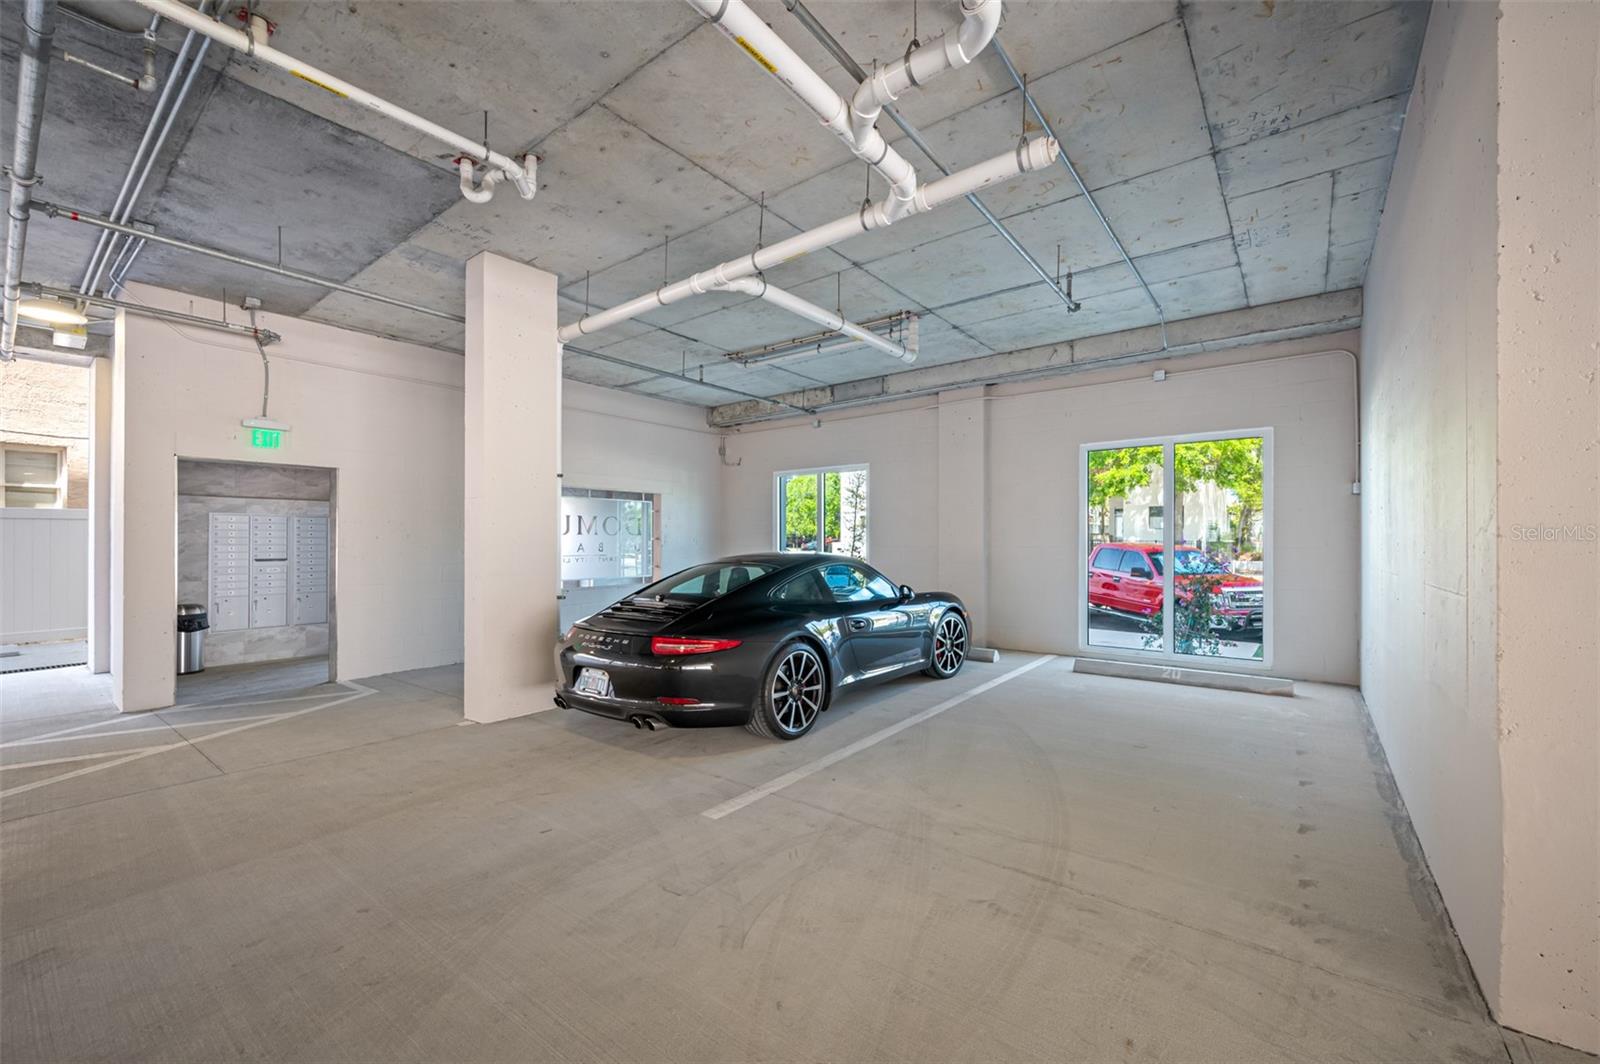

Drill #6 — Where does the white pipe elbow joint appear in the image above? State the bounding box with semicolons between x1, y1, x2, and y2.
957;0;1002;61
458;158;497;204
507;154;537;200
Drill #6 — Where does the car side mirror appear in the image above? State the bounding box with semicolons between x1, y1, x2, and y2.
1129;566;1153;581
899;584;914;601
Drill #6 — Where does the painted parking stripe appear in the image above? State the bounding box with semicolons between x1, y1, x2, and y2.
0;745;174;772
0;689;340;749
700;655;1055;820
1;713;281;750
0;682;376;800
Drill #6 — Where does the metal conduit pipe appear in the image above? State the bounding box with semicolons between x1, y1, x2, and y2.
781;0;1075;308
26;282;283;344
2;0;59;361
990;39;1169;346
84;25;215;294
563;343;815;416
107;237;147;295
129;0;536;203
719;277;916;364
77;0;212;294
560;135;1059;343
38;201;466;323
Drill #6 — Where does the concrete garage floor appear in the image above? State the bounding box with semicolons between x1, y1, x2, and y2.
0;659;1589;1063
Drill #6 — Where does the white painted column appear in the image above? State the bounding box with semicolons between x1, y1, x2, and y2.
936;387;989;645
87;355;112;674
464;252;562;723
1492;2;1599;1050
109;309;178;711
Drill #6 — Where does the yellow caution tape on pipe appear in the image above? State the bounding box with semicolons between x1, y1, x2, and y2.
290;69;349;98
733;36;776;74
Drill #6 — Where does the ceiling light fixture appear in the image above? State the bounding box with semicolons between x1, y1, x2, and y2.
16;297;89;327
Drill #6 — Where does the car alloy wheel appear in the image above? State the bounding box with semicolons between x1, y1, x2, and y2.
927;612;968;678
769;647;824;735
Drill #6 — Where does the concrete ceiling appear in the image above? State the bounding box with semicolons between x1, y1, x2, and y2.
4;0;1427;408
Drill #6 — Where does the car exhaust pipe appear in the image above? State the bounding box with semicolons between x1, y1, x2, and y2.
641;717;658;732
553;695;569;710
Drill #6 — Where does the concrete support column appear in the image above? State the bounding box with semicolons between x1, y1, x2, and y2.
464;253;561;723
109;310;178;712
1492;2;1599;1049
936;387;989;645
87;354;112;674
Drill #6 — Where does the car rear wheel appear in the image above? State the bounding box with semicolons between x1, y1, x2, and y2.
747;642;827;740
924;612;968;678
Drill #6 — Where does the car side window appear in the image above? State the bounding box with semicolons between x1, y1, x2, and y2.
772;569;832;603
1093;548;1124;572
864;574;899;600
817;563;892;603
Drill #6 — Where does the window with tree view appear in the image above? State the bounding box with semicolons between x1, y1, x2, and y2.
776;466;868;559
1084;434;1268;664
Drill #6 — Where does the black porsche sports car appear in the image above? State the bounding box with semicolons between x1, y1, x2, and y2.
553;554;969;739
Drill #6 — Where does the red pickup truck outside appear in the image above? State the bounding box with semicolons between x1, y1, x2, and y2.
1087;542;1263;631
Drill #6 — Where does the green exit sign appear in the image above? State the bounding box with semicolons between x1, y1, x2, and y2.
250;428;283;449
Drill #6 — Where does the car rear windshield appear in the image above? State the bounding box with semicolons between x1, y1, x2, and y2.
636;562;781;601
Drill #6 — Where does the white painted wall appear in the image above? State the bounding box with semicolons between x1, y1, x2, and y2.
111;284;468;711
561;380;724;629
721;336;1361;684
1364;0;1598;1050
107;283;726;715
1360;0;1506;1012
0;508;88;643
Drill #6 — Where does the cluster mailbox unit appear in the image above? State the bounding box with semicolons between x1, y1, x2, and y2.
208;512;328;631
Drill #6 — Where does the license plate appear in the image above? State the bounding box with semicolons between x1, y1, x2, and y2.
575;668;613;698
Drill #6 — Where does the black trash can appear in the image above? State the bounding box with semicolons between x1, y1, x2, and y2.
177;604;208;674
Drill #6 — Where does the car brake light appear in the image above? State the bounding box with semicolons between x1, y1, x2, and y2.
656;697;701;705
650;636;742;656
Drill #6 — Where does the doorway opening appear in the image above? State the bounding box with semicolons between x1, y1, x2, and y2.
175;458;337;703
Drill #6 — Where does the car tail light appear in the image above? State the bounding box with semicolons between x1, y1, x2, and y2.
650;636;742;656
656;697;701;705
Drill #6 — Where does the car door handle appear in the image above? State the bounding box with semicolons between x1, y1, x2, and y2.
848;618;869;631
1109;575;1122;583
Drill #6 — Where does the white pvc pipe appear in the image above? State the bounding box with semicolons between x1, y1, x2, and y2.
684;0;920;217
128;0;535;201
850;0;1001;161
558;135;1058;343
721;277;916;363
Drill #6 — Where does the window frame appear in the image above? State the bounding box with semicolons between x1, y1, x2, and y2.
1;443;66;509
1078;429;1274;671
772;463;870;559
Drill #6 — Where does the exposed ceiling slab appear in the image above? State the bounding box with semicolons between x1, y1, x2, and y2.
218;1;704;171
7;0;1427;407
